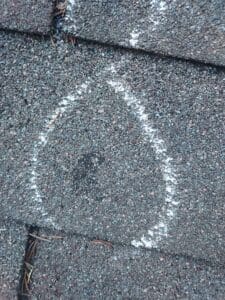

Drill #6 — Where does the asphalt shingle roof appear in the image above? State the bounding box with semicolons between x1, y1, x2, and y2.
1;2;225;298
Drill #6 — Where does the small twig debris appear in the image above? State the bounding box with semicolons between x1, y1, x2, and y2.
90;239;113;248
29;233;64;242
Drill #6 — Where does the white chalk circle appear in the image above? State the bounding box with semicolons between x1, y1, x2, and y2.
30;64;178;249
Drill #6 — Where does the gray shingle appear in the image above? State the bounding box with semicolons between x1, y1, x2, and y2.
0;0;54;34
0;220;27;299
63;0;225;66
31;228;225;299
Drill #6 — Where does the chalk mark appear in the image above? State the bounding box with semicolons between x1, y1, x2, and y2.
107;64;178;248
29;64;178;248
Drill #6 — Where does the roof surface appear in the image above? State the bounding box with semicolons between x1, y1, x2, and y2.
1;1;225;298
64;0;225;66
0;0;53;34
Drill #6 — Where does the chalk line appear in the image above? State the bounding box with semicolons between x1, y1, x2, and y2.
29;63;178;248
107;64;178;248
30;84;89;229
129;0;173;47
129;30;141;47
64;0;77;31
